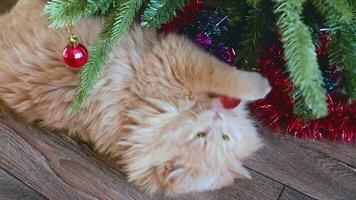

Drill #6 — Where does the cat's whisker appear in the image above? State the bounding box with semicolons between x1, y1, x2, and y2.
188;110;199;119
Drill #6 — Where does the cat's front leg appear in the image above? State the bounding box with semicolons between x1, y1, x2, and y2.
190;63;271;101
220;69;271;100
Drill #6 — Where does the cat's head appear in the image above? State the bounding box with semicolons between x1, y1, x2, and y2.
121;96;262;195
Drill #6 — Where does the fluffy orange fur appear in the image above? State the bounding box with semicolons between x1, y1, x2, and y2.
0;0;271;195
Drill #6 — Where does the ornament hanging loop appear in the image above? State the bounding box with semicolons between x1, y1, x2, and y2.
64;2;78;46
66;25;78;46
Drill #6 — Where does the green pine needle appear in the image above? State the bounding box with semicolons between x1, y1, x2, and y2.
43;0;115;28
87;0;117;15
238;0;274;70
72;0;142;111
246;0;262;7
312;0;356;101
274;0;328;119
312;0;353;24
43;0;87;28
72;41;111;112
141;0;187;28
330;24;356;101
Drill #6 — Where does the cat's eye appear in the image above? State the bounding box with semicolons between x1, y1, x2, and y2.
196;131;207;138
222;134;230;141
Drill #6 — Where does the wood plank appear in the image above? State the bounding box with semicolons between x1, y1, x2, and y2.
0;105;283;200
0;0;18;14
171;170;283;200
295;139;356;167
245;133;356;200
0;168;47;200
279;187;314;200
0;105;152;200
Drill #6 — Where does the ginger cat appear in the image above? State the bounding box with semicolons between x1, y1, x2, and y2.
0;0;270;195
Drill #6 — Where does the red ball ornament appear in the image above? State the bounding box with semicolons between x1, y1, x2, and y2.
219;95;241;109
63;43;88;69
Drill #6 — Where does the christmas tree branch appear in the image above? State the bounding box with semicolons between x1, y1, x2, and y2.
88;0;116;15
141;0;187;27
43;0;115;28
312;0;353;24
332;24;356;101
311;0;356;100
238;0;274;70
73;0;143;111
274;0;328;119
246;0;262;7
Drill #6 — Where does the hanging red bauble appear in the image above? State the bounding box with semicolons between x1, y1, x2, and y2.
63;43;88;69
63;25;88;69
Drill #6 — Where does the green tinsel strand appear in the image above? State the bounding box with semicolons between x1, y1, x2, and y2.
274;0;328;119
141;0;187;27
73;0;142;111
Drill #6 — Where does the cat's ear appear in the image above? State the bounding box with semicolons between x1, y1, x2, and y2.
229;162;251;179
131;160;187;194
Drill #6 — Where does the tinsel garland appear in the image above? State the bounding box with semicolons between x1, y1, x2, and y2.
162;2;356;143
159;0;203;33
251;42;355;142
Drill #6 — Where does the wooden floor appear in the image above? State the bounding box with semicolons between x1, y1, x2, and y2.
1;102;355;200
0;1;356;200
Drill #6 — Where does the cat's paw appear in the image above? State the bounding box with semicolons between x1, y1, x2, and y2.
245;72;271;100
256;74;271;99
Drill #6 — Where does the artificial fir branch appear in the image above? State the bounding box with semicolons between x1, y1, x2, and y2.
246;0;262;7
238;0;274;70
44;0;353;114
43;0;88;28
311;0;356;100
274;0;328;119
73;0;142;111
330;24;356;101
108;0;142;40
88;0;117;15
312;0;353;24
302;2;325;46
44;0;115;28
141;0;187;27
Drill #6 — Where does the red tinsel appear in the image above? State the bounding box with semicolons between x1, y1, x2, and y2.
160;0;203;33
250;43;356;143
161;3;355;142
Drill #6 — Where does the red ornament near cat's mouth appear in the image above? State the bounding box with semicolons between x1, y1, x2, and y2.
219;95;241;109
